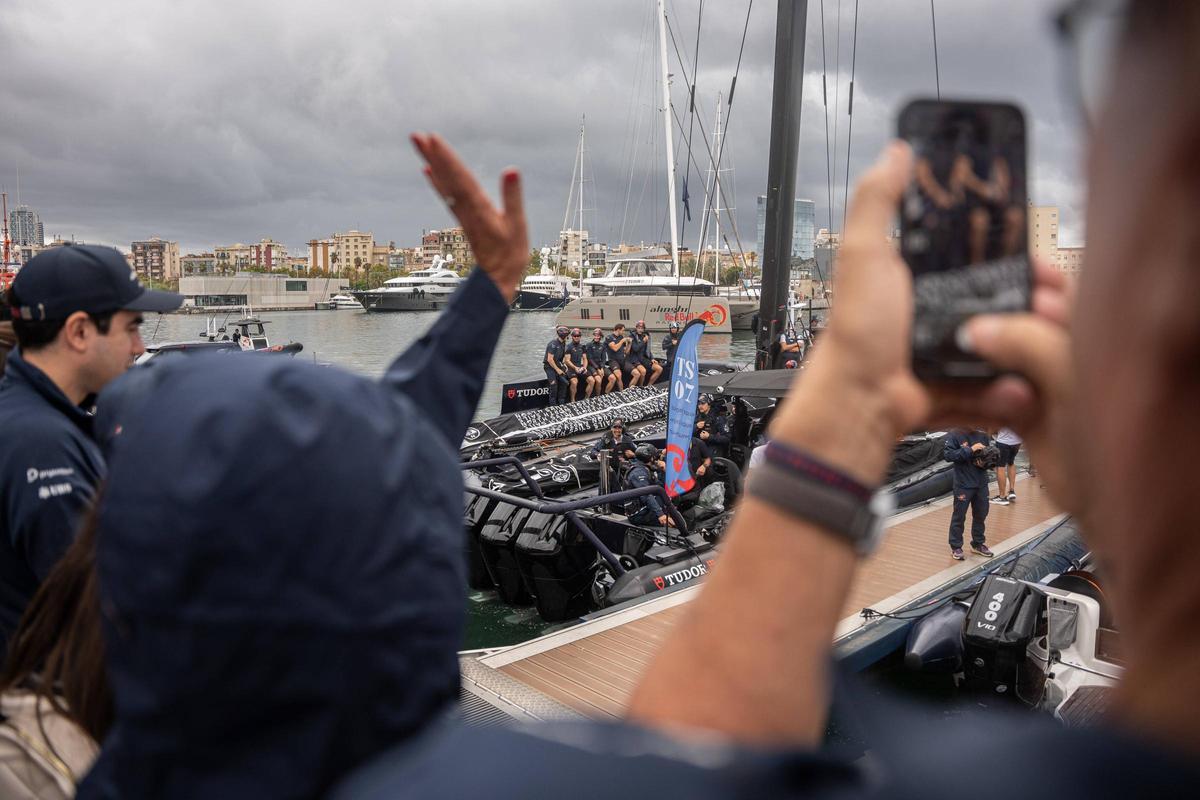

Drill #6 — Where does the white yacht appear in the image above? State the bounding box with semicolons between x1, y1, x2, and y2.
514;270;577;311
351;257;463;312
329;294;364;310
554;253;756;333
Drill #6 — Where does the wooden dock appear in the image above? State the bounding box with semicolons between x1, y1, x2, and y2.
462;474;1063;720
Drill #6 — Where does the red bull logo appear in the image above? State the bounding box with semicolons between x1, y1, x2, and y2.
697;304;728;327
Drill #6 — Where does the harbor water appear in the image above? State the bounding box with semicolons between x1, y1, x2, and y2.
143;307;758;648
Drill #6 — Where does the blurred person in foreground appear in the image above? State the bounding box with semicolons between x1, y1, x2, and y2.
0;135;527;798
336;3;1200;797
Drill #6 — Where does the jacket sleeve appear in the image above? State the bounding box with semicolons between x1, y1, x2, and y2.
629;468;664;517
943;434;971;463
5;433;99;580
379;269;509;448
709;417;731;447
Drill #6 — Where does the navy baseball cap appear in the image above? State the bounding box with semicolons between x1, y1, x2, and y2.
10;244;183;321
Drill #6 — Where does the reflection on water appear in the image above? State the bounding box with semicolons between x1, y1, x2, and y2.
144;308;759;419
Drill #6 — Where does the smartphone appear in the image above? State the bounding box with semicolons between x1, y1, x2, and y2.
898;99;1032;380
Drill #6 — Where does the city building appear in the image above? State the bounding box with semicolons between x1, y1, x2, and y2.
438;227;472;269
1056;246;1085;274
559;229;588;273
131;237;181;282
335;230;374;271
181;253;218;275
215;243;254;271
8;205;44;247
178;273;349;310
756;196;816;262
1029;205;1060;264
215;239;287;272
308;238;335;273
371;242;395;268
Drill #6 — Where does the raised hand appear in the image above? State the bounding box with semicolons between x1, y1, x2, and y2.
411;133;528;302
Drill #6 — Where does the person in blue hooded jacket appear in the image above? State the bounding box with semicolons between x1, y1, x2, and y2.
54;133;528;799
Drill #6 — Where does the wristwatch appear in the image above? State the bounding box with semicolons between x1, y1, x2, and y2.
746;446;895;555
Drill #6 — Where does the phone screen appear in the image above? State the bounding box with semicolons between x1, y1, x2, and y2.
899;99;1031;380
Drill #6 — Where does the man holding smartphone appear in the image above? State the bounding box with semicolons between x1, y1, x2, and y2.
943;428;995;560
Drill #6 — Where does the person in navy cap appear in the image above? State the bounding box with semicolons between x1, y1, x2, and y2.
0;244;182;659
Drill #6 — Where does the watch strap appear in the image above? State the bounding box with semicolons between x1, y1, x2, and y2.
746;459;890;554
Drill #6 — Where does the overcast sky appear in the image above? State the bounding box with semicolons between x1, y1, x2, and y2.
0;0;1085;257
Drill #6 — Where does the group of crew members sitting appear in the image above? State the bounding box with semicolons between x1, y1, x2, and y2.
544;320;684;405
591;393;734;528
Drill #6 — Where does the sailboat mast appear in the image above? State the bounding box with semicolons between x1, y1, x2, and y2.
755;0;809;369
656;0;681;277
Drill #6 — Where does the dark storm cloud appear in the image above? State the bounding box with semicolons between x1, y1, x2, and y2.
0;0;1085;256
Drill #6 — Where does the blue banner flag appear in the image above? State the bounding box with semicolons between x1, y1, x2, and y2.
664;319;706;497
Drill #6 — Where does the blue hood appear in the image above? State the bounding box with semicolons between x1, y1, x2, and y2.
79;353;466;799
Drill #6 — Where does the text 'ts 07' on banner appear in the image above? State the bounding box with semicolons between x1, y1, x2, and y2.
664;320;706;497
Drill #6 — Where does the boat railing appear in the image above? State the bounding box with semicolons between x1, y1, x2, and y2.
462;455;690;576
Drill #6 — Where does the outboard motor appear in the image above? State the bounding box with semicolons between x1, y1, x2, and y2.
904;600;970;673
962;575;1043;696
463;493;499;591
478;503;535;605
515;514;599;622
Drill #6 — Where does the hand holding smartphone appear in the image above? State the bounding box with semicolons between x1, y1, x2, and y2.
898;99;1032;380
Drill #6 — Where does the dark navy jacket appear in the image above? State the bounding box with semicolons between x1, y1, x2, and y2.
626;462;664;518
943;429;991;489
78;268;509;799
583;339;607;371
545;337;567;372
0;349;104;657
564;340;587;372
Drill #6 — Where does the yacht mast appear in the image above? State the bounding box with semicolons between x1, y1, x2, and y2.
656;0;681;276
713;95;723;284
755;0;809;369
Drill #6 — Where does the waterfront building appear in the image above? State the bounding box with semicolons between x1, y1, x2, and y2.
438;227;472;269
559;228;588;273
371;242;395;267
181;253;218;275
1056;246;1085;273
179;273;349;310
8;205;44;247
756;196;816;262
131;237;181;282
335;230;374;271
1029;205;1060;264
308;238;335;273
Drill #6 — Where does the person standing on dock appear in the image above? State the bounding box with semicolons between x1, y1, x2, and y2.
544;325;569;405
563;328;589;402
605;323;630;390
993;427;1022;504
0;245;181;660
943;428;995;561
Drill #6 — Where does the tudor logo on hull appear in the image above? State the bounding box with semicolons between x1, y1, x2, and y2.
651;558;716;591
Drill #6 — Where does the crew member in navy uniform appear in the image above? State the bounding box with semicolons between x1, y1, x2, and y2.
660;322;681;380
584;327;615;395
630;320;663;386
544;325;569;405
695;394;731;459
605;323;630;391
0;245;182;659
625;444;673;528
778;324;803;368
563;327;589;402
943;428;995;561
590;419;638;489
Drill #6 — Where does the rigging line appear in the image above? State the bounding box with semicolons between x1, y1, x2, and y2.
930;0;941;99
698;0;754;279
668;101;750;276
831;0;843;232
820;0;835;242
840;0;860;235
677;0;704;246
617;2;657;243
